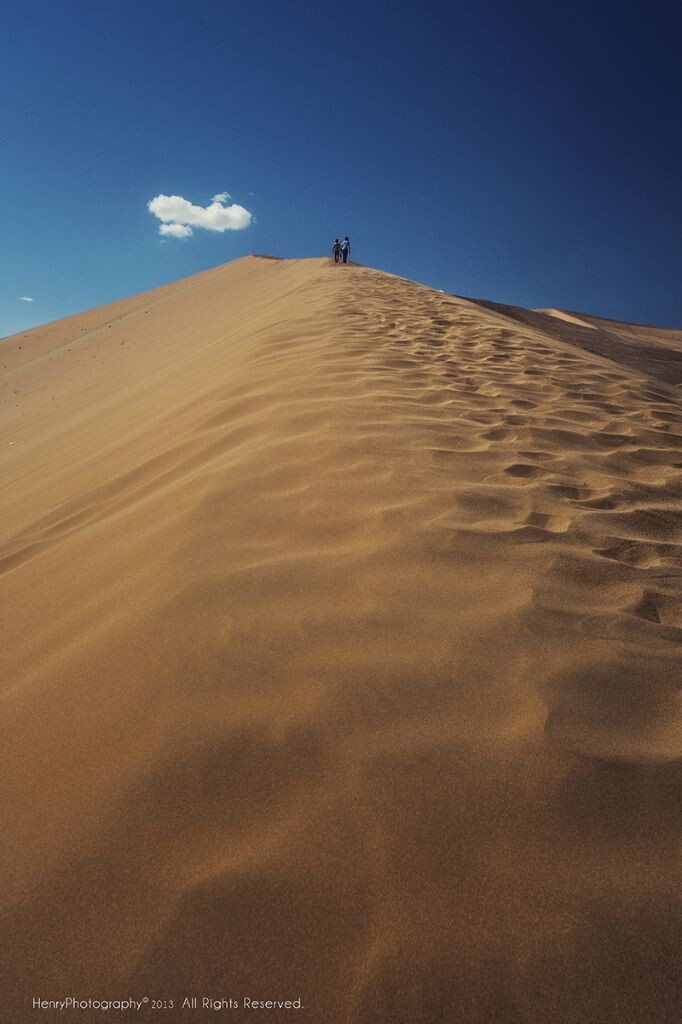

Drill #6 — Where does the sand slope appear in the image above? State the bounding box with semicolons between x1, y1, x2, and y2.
1;257;681;1023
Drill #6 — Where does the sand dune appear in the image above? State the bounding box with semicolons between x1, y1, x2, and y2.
477;297;682;385
1;256;680;1023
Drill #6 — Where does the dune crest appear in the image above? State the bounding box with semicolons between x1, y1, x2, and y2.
2;256;681;1022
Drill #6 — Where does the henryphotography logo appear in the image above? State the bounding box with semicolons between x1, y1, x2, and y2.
32;998;147;1012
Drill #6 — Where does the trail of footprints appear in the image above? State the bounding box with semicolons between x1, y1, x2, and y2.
359;277;682;657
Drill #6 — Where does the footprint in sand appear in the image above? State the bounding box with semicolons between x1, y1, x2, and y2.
578;496;619;510
483;426;514;440
518;450;556;461
548;482;593;501
504;463;548;478
594;539;682;569
629;590;682;627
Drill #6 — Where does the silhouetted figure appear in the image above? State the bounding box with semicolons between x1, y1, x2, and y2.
332;239;341;263
341;236;350;264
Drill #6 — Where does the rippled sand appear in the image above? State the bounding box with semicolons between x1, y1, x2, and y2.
2;257;681;1022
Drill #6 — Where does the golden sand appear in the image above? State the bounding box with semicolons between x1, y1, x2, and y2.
1;256;681;1022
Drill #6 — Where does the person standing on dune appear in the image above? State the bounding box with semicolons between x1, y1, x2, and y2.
332;239;341;263
341;236;350;264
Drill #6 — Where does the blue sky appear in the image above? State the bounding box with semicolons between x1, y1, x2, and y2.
2;0;681;337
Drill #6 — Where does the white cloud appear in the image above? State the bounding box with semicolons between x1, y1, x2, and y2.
19;296;34;302
159;222;193;238
147;191;252;238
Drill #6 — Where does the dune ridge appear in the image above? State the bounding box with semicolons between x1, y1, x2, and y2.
1;256;681;1023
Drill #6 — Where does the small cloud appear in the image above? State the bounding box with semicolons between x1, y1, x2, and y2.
147;191;252;239
19;295;34;302
159;222;193;238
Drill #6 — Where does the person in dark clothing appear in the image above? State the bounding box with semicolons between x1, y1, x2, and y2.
341;236;350;263
332;239;341;263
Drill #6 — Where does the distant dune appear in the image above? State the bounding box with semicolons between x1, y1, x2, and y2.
1;256;681;1023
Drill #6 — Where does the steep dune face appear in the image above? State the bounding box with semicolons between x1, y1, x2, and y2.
1;257;681;1023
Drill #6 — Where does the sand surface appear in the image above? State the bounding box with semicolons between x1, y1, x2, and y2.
1;256;681;1023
